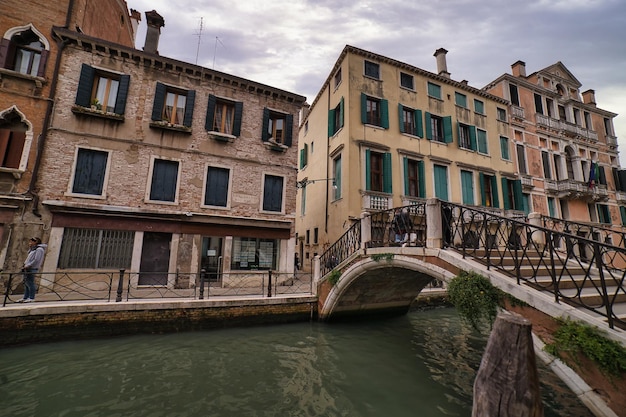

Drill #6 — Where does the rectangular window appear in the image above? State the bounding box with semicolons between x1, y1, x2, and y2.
546;98;554;118
402;107;416;135
75;64;130;115
542;151;552;179
369;151;384;192
204;166;230;207
306;230;310;244
597;204;611;224
584;112;592;130
434;164;448;201
333;155;342;200
152;82;195;127
477;129;488;154
547;197;556;217
497;107;507;122
314;228;319;244
509;84;519;106
405;159;425;198
364;60;380;79
72;148;108;196
263;174;284;212
262;109;293;146
206;95;243;136
427;82;441;99
558;105;566;121
474;99;484;115
361;93;388;128
516;144;527;175
366;150;391;193
604;118;613;136
149;159;179;202
300;185;306;216
500;136;510;160
328;97;344;136
534;94;543;115
458;123;473;150
58;228;134;269
480;173;498;208
573;108;581;126
455;92;467;108
0;129;26;169
334;68;342;88
461;170;474;205
366;96;381;126
430;115;445;143
231;237;278;270
400;72;414;90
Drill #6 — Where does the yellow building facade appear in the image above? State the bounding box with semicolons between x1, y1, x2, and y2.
296;46;519;265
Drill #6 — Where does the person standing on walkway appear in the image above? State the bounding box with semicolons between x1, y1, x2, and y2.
19;237;47;303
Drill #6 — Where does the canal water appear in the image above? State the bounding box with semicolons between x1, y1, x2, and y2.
0;307;593;417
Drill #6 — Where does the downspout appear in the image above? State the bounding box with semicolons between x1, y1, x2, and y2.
27;0;75;217
325;85;331;233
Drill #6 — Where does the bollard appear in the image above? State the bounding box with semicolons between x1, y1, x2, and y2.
267;270;272;297
199;269;205;300
115;269;125;302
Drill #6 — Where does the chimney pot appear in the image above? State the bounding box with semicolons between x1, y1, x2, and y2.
582;89;596;106
144;10;165;55
434;48;450;79
511;60;526;77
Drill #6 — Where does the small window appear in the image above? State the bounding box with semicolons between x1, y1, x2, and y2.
458;123;473;150
500;136;510;160
262;109;293;146
204;166;230;207
509;84;519;106
360;93;389;128
333;155;342;200
405;158;425;198
206;95;243;136
149;159;180;202
400;72;414;90
430;115;445;143
516;144;527;175
427;82;441;99
71;148;109;196
334;68;342;88
262;174;284;212
477;129;488;154
584;112;592;130
455;92;467;108
0;27;48;77
314;228;319;244
604;118;614;136
75;64;130;115
497;107;507;122
231;237;278;270
364;60;380;79
534;94;544;115
328;97;344;137
151;82;195;128
401;107;415;135
366;96;381;126
542;151;552;179
299;143;308;169
474;99;484;115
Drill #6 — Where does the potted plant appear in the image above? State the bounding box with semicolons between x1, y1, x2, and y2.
91;98;102;111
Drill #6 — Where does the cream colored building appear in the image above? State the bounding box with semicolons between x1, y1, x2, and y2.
296;46;519;265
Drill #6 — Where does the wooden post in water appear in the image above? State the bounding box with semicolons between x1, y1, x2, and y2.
472;312;544;417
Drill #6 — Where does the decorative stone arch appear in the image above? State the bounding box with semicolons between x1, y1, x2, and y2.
2;23;51;50
0;105;35;174
319;255;455;320
1;23;50;78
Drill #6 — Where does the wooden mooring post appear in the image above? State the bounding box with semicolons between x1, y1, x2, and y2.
472;312;544;417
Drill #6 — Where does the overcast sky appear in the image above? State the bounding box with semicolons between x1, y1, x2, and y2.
128;0;626;165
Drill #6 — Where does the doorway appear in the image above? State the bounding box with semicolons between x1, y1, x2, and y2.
201;236;223;285
138;232;172;285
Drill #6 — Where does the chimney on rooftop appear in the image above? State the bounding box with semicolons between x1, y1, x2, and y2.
143;10;164;55
129;9;141;44
582;89;596;107
434;48;450;79
511;60;526;78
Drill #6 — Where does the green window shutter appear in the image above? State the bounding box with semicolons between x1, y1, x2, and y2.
491;175;499;208
383;152;392;193
381;99;389;129
398;104;405;133
501;178;510;210
365;149;371;190
620;206;626;226
205;94;216;131
415;109;423;138
182;89;195;128
434;165;448;200
461;171;474;205
339;97;344;129
469;126;477;151
114;74;130;115
500;136;509;160
513;180;523;211
75;64;95;107
479;173;486;206
417;160;426;198
328;108;336;137
403;156;409;194
299;148;305;169
151;82;166;121
261;108;270;142
456;122;461;147
360;93;367;124
443;116;453;143
425;112;432;140
283;114;293;147
232;101;243;137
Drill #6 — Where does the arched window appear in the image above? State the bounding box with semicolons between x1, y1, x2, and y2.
0;24;49;78
0;106;33;173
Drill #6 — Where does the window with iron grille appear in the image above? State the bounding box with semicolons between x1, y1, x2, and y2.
58;228;134;269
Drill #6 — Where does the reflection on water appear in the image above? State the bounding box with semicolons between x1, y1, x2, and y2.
0;308;594;417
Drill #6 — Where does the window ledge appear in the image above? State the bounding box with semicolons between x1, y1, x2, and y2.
208;132;235;143
0;68;45;86
149;121;192;134
0;167;23;179
264;140;288;152
71;105;125;121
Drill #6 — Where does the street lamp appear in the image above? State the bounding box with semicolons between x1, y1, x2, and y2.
296;178;336;189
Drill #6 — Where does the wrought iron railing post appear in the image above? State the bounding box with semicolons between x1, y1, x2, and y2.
267;270;272;297
115;269;125;302
593;241;614;329
547;231;559;303
199;269;205;300
3;272;13;307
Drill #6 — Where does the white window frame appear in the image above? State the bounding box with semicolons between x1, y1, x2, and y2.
65;145;112;199
145;155;182;205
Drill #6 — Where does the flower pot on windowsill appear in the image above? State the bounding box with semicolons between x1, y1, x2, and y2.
71;105;124;121
149;120;192;134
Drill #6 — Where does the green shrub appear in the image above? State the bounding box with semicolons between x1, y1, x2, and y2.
447;270;501;332
327;269;341;286
370;253;394;262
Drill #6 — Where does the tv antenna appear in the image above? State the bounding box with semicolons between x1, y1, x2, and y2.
213;36;224;69
194;17;203;65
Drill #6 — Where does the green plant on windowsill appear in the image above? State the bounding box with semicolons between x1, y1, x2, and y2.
91;98;102;111
447;270;501;332
327;269;341;286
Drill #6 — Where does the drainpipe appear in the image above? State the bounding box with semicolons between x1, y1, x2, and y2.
27;0;75;217
325;84;331;233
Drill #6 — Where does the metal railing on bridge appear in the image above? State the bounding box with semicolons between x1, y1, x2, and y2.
2;269;313;306
441;201;626;329
540;215;626;249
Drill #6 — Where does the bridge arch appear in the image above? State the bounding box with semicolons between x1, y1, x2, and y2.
319;253;456;321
